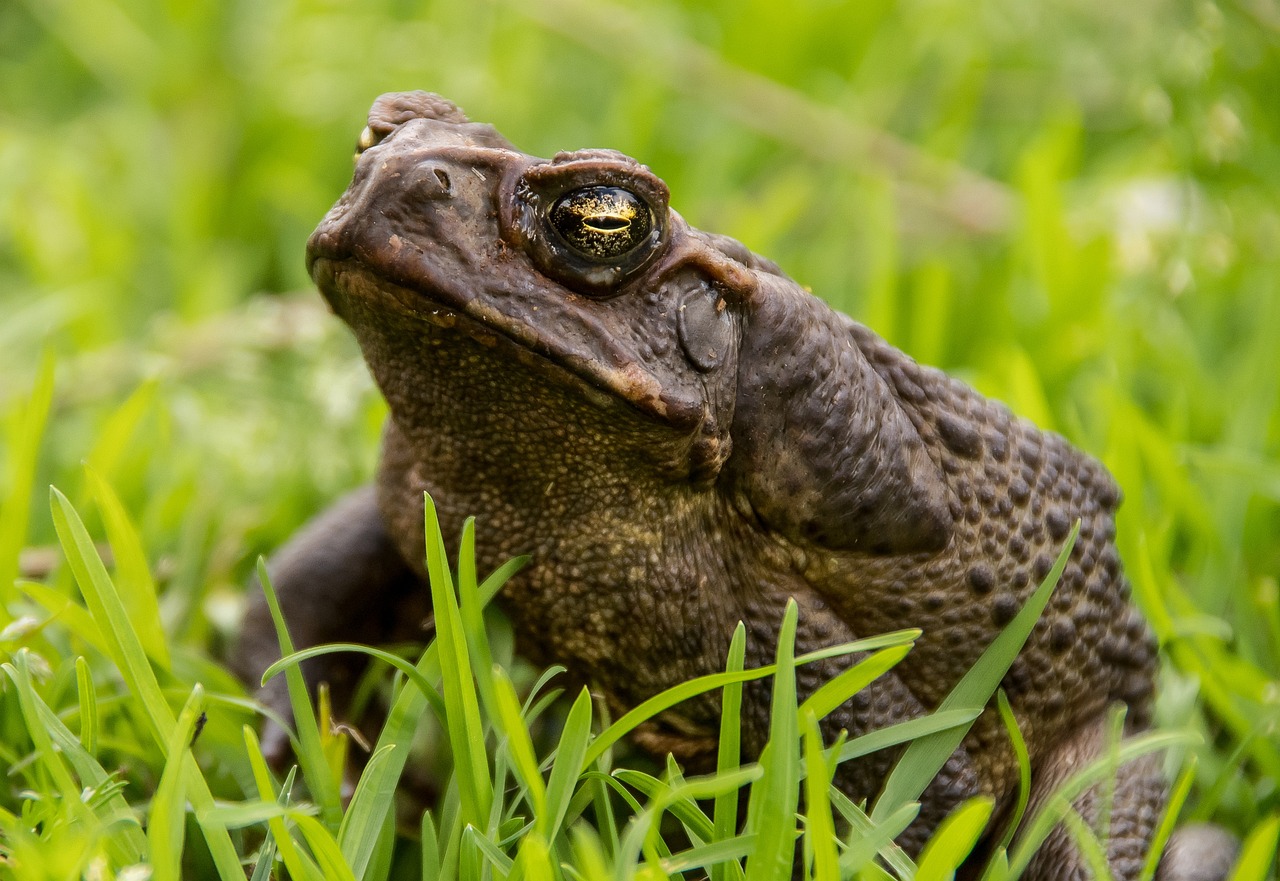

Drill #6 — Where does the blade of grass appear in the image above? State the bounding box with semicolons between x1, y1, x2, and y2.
82;380;157;488
0;351;54;613
295;815;360;881
799;644;913;723
5;651;120;860
493;667;548;827
581;630;911;773
713;623;748;881
457;516;499;723
50;486;243;880
832;790;918;879
1059;804;1115;881
339;640;442;879
75;655;98;754
663;834;759;875
335;743;397;870
150;684;206;881
915;797;994;881
543;686;594;841
202;799;318;828
1226;815;1279;881
424;491;493;832
464;823;515;875
615;765;761;846
336;537;526;881
262;642;446;722
17;579;110;658
802;710;839;881
86;465;170;667
422;811;441;881
249;831;279;881
254;557;343;828
832;708;982;766
873;523;1079;821
1137;758;1197;881
243;725;324;881
2;654;147;859
514;832;556;881
990;689;1031;857
744;598;801;881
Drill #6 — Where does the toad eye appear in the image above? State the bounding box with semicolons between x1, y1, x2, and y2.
549;186;653;260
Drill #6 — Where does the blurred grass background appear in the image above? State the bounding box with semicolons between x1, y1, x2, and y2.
2;0;1278;853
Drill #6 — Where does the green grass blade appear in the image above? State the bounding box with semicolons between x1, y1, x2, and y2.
3;654;147;860
75;655;98;754
832;791;918;879
991;689;1031;856
262;642;446;721
713;623;748;881
615;765;761;846
339;641;442;879
1137;758;1197;881
254;556;343;828
424;491;493;831
457;516;499;724
1226;815;1279;881
17;579;110;657
796;631;921;665
49;486;244;880
493;667;549;827
744;598;800;881
422;810;442;881
336;743;397;869
582;631;912;774
0;350;54;613
250;832;279;881
544;686;594;841
83;379;158;487
1060;804;1114;881
915;797;994;881
873;523;1079;820
832;708;982;765
202;800;318;828
243;724;325;881
5;653;105;834
463;823;515;874
663;834;759;875
295;815;360;881
515;832;556;881
85;466;170;667
802;710;839;881
570;826;612;881
150;684;206;881
799;644;913;722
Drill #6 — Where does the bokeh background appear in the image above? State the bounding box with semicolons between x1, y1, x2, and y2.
3;0;1278;843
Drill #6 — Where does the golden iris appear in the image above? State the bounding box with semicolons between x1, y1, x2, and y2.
549;186;652;259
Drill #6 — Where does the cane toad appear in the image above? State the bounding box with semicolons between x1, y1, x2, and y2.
235;92;1234;881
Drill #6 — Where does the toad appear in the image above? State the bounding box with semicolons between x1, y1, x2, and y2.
235;92;1234;880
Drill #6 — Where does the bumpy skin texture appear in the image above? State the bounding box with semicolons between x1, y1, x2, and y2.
235;92;1233;880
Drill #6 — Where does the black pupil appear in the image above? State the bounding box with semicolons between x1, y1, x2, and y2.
550;186;651;259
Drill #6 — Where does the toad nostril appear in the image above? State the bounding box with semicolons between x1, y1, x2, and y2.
433;168;451;191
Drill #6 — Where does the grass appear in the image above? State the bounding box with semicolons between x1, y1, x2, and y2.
2;485;1193;880
2;0;1280;877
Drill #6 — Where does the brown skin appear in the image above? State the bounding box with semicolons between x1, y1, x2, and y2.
235;92;1234;880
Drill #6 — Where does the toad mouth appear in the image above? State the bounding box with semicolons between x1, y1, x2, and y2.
309;256;705;432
